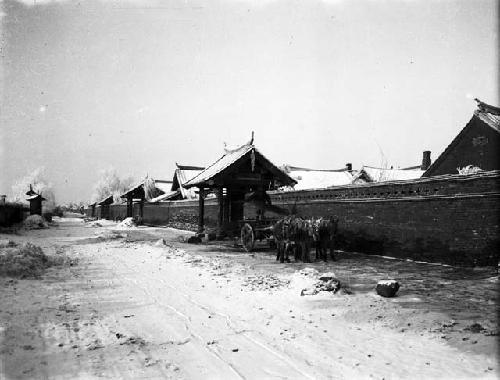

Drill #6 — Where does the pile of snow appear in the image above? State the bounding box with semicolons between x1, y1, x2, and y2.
0;239;16;248
23;215;49;229
87;221;103;227
457;165;483;175
117;217;136;228
154;238;166;246
297;270;351;296
0;242;49;278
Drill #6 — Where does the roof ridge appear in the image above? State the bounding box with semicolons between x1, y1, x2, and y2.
362;165;422;171
425;107;499;176
176;163;206;170
283;165;349;173
475;98;500;115
185;144;253;186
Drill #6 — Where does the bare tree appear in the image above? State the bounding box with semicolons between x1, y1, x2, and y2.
10;167;56;211
91;167;135;204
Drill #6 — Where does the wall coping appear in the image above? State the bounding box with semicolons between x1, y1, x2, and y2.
270;170;500;195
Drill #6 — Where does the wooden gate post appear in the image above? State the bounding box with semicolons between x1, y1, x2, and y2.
198;188;205;234
217;187;224;234
223;187;230;229
127;195;133;218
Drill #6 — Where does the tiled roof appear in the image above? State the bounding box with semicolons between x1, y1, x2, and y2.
26;194;46;201
120;178;172;199
154;180;173;194
185;144;254;187
97;195;113;205
424;99;500;176
173;166;205;199
358;166;424;182
184;143;295;188
364;166;424;182
476;110;500;133
175;164;205;171
149;190;180;203
281;166;355;190
120;181;144;198
473;99;500;133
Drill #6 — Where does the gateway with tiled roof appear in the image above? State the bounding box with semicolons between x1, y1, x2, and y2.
423;99;500;177
184;135;296;234
184;143;295;189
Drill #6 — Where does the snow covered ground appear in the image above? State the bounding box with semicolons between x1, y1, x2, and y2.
0;218;497;379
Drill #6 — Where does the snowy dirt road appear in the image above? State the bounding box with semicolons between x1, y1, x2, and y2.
0;218;498;379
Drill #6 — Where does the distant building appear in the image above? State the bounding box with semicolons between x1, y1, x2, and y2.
423;99;500;177
96;195;113;220
351;151;430;183
88;202;96;218
280;164;358;190
120;176;173;217
149;164;205;202
25;185;46;216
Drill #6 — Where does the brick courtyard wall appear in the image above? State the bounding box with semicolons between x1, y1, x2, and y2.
258;171;500;266
95;199;220;232
0;204;25;227
141;198;219;230
86;171;500;266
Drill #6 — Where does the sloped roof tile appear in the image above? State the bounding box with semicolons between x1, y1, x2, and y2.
184;144;295;188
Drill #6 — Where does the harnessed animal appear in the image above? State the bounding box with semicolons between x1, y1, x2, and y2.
311;217;338;261
274;216;337;263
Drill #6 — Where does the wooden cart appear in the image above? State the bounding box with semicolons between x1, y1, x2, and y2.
239;218;278;252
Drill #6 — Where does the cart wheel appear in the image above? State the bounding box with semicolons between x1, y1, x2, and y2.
241;223;255;252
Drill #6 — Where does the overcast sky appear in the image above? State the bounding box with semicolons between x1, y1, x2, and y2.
0;0;498;203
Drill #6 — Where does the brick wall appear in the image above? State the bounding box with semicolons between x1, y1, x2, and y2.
0;204;25;227
141;198;219;230
87;171;500;266
95;199;220;232
259;193;499;266
255;171;500;266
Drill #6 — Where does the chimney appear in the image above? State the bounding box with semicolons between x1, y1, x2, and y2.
346;163;352;172
421;151;431;170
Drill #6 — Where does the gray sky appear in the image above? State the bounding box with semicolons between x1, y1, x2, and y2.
1;0;498;203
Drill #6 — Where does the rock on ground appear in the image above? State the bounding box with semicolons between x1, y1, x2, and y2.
376;280;400;297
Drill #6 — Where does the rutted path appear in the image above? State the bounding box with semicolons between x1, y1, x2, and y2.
0;218;498;379
103;246;318;380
